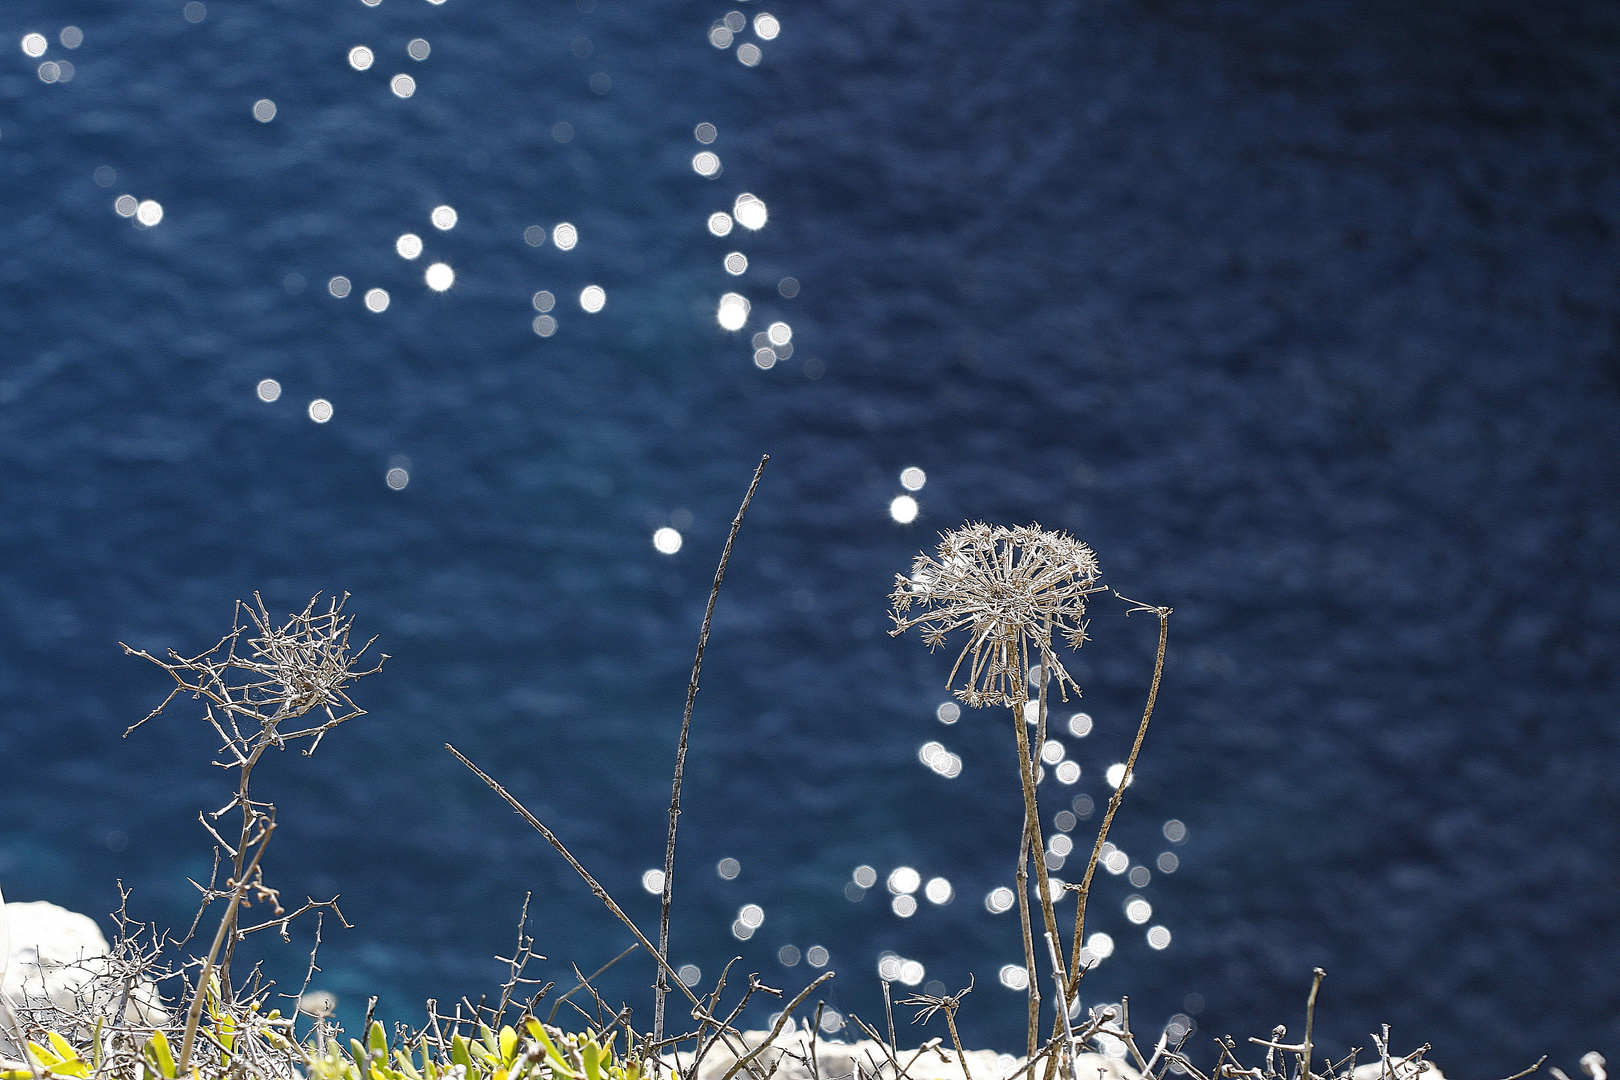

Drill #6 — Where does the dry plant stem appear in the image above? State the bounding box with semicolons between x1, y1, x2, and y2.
1302;969;1324;1080
1011;683;1065;1015
883;980;898;1061
1066;598;1171;988
446;745;763;1080
549;944;639;1025
178;821;275;1075
1044;934;1078;1080
656;453;768;1043
1013;818;1039;1070
715;973;833;1080
448;745;698;1008
943;1011;972;1080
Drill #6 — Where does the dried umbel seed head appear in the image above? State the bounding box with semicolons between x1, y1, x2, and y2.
890;523;1102;707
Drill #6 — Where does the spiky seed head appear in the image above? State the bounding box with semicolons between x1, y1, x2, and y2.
890;523;1102;706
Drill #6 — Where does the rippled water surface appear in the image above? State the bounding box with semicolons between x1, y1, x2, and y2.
1;1;1617;1073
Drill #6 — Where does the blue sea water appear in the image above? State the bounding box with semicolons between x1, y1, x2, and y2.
1;0;1617;1073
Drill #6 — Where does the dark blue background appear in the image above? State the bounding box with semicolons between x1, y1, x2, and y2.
1;0;1616;1073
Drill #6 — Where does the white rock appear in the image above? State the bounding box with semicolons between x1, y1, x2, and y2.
1;900;166;1054
665;1028;1140;1080
1351;1057;1446;1080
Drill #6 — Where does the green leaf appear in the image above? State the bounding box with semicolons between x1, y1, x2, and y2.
353;1039;373;1080
451;1035;474;1070
370;1022;389;1057
582;1041;603;1080
148;1029;178;1079
499;1027;518;1067
523;1022;577;1078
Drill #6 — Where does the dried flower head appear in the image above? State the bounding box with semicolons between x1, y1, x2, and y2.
123;592;386;759
890;523;1102;707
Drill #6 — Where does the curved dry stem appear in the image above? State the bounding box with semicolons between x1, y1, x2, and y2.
1065;597;1171;991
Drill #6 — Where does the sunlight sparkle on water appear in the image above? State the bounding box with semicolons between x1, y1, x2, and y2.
1106;762;1133;789
114;195;138;217
1069;713;1093;737
985;887;1015;914
640;869;665;894
1125;897;1152;925
424;263;454;291
890;496;919;524
1129;864;1151;887
396;233;423;259
724;252;748;275
60;26;82;48
692;152;721;178
364;288;389;312
890;895;916;918
900;467;926;491
349;46;374;71
754;14;780;40
552;222;578;250
737;43;761;67
716;857;740;879
431;205;457;230
717;292;749;331
677;965;700;987
695;122;717;144
391;74;415;98
256;379;281;403
532;316;557;337
887;867;920;895
936;701;959;723
253;99;276;122
580;285;605;312
1157;851;1179;873
21;34;47;58
135;200;163;226
524;225;546;246
999;965;1028;991
733;193;767;230
924;877;953;904
385;468;409;491
767;321;791;346
1164;819;1188;843
778;945;799;966
708;26;733;49
653;527;682;555
1147;926;1172;950
532;291;555;313
328;276;351;297
754;349;776;370
407;38;430;61
1055;760;1080;784
183;3;206;22
307;399;333;424
708;212;733;237
1041;739;1064;765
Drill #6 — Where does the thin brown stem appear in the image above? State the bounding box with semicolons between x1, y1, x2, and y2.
1014;818;1039;1071
1301;969;1324;1080
1067;599;1170;991
1012;692;1066;1014
179;820;274;1074
656;454;768;1043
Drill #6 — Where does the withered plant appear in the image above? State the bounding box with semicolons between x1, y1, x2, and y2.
890;523;1170;1075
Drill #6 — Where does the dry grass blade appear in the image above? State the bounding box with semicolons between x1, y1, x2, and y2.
657;454;769;1042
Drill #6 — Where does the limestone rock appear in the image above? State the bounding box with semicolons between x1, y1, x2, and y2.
1351;1057;1446;1080
665;1028;1141;1080
1;900;167;1053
